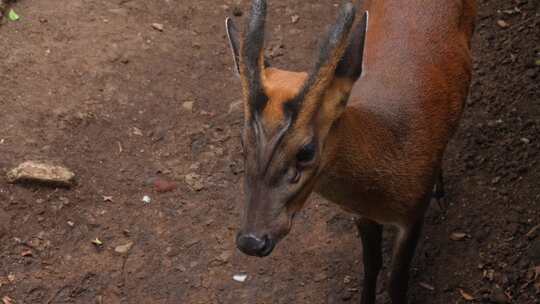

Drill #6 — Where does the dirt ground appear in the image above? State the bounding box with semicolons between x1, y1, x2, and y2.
0;0;539;303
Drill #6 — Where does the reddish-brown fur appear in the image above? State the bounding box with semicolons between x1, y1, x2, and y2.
228;0;476;302
261;0;476;227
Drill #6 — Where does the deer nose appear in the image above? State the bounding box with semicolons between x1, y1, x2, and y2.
236;233;274;257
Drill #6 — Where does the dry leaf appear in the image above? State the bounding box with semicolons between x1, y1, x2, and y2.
92;238;103;246
459;289;475;301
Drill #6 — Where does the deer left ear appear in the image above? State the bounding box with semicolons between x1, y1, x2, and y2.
226;17;241;75
335;11;368;82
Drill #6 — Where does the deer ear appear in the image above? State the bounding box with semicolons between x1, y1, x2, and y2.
226;17;241;75
335;11;368;81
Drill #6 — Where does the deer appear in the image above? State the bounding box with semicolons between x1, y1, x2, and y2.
225;0;476;302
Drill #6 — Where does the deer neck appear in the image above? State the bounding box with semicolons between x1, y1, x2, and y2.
315;105;402;204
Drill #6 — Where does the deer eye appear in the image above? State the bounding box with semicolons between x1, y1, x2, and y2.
296;142;316;164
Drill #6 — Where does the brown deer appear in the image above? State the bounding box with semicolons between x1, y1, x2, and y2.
225;0;476;302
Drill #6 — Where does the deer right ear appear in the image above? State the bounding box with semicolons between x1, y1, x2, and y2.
226;17;241;75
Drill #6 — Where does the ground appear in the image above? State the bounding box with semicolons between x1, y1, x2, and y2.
0;0;539;303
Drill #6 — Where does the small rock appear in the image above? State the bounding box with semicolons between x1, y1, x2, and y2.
152;23;164;31
233;273;247;282
450;232;468;241
142;195;152;204
7;161;75;188
496;20;510;28
182;101;194;111
521;137;531;144
132;127;143;136
291;14;300;24
114;242;134;254
185;173;204;191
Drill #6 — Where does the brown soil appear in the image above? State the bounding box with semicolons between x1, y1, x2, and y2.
0;0;539;303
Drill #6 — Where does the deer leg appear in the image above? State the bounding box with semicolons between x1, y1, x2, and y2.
356;218;383;304
389;217;424;304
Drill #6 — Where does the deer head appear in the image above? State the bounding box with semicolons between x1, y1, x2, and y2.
226;0;367;257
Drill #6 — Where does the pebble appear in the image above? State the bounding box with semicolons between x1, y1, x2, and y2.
496;20;510;28
152;23;164;31
450;232;468;241
142;195;152;204
6;161;76;188
114;242;134;254
182;101;194;111
233;273;248;283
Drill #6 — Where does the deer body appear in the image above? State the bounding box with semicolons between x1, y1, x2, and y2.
317;0;476;227
226;1;476;303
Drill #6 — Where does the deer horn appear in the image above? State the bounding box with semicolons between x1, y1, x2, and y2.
286;2;356;120
240;0;268;116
